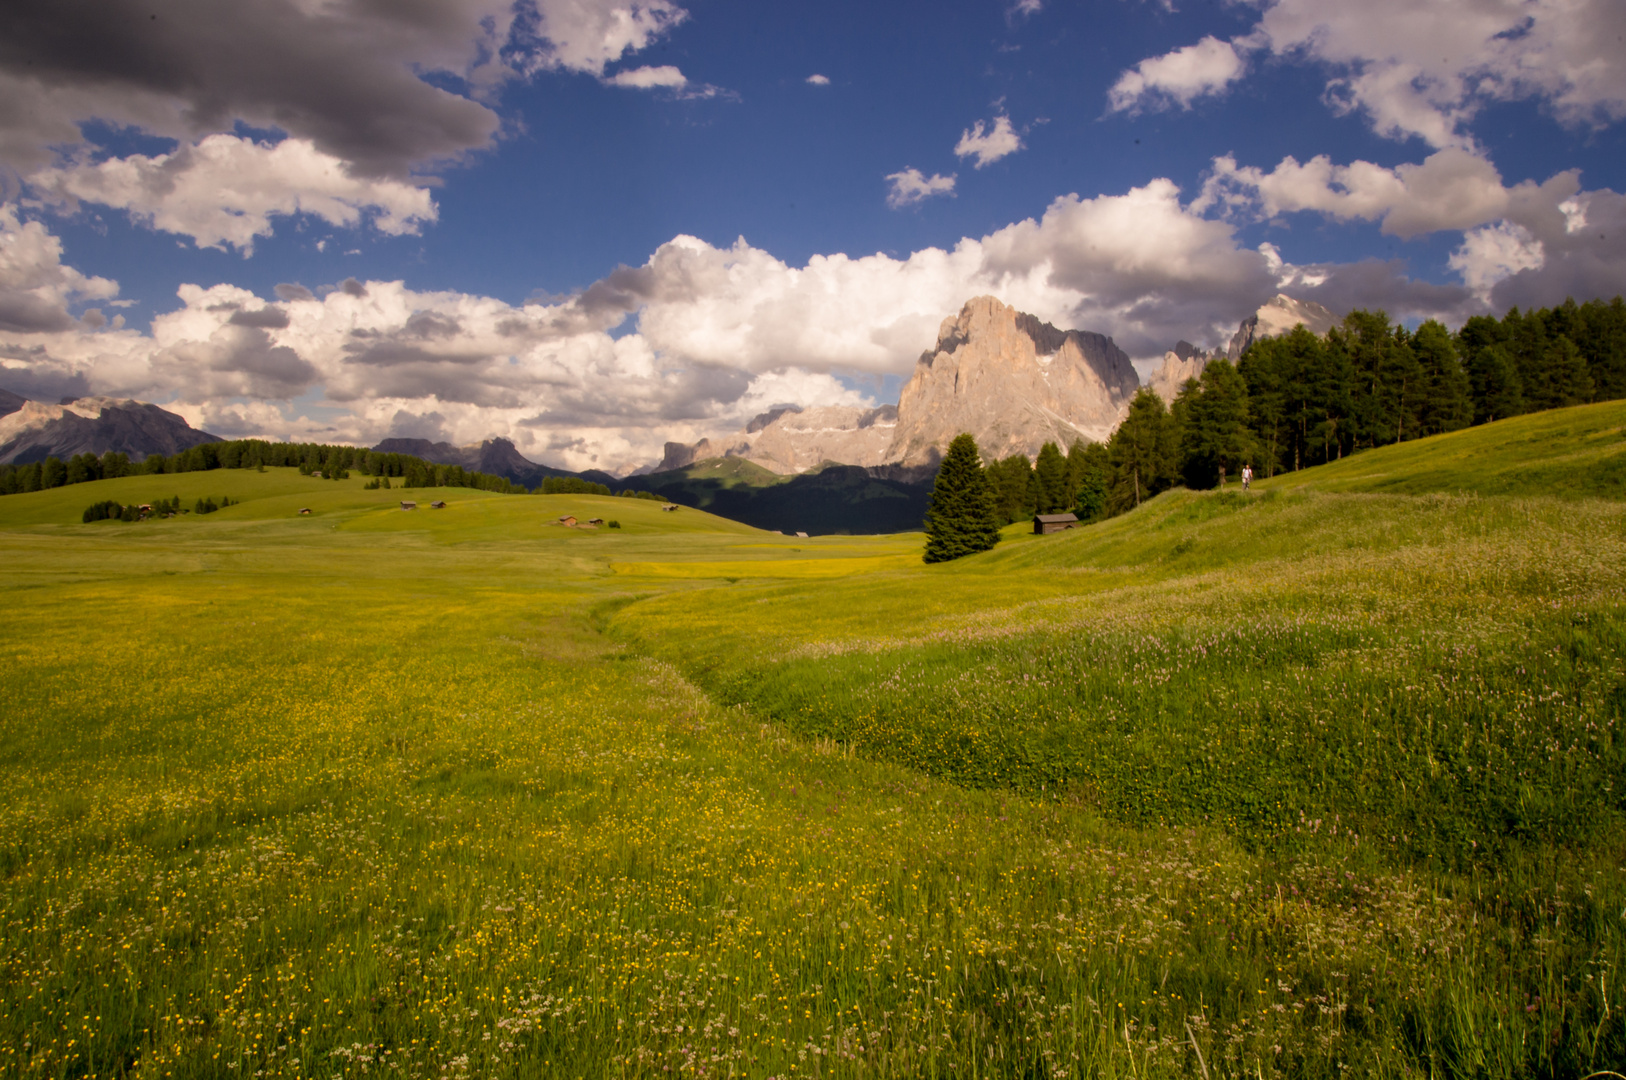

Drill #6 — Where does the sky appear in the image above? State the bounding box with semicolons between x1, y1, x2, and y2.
1;0;1623;474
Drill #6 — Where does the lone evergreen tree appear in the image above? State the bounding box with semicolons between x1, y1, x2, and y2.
923;434;1002;563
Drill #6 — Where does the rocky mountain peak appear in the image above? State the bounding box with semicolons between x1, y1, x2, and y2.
1227;294;1337;362
885;295;1139;467
0;392;221;464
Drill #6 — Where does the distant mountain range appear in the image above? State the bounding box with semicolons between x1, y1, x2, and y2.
656;292;1334;473
1;292;1342;536
0;393;222;465
371;437;618;489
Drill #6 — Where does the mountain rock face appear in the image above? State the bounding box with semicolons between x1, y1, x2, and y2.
372;436;616;488
656;404;898;475
885;296;1139;466
0;388;26;420
1227;294;1338;362
1146;341;1215;404
742;404;897;473
0;393;222;464
647;293;1340;480
656;438;717;473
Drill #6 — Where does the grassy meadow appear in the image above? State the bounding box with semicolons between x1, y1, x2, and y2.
1;404;1624;1079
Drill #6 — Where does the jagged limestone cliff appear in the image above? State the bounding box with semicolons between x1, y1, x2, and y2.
885;296;1139;466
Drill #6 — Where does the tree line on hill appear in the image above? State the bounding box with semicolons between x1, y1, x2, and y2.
83;495;237;522
1114;295;1623;510
1;439;532;498
926;296;1626;561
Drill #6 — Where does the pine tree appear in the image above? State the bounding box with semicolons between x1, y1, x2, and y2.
1537;336;1594;407
1412;320;1472;436
1179;359;1256;488
985;454;1035;524
1459;315;1523;423
923;434;1002;563
1072;441;1110;523
1238;336;1290;477
1380;331;1427;443
1502;307;1551;405
1107;389;1175;513
1576;297;1626;400
1063;440;1092;505
1033;441;1069;513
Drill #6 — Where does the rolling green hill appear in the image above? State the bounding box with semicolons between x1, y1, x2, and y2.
0;407;1622;1077
1258;398;1626;498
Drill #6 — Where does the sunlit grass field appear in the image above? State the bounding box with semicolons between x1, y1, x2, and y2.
2;404;1624;1079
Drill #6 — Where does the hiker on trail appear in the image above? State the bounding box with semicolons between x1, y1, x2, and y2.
1241;464;1253;492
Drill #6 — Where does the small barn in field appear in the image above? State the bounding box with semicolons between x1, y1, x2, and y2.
1033;513;1079;535
430;500;446;509
587;517;603;526
400;500;417;510
558;515;577;526
298;507;311;515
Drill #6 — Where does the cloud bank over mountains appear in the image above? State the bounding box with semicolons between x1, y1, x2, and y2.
0;0;1622;473
11;153;1617;471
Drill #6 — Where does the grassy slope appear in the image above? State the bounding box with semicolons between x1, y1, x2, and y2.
1258;398;1626;498
0;411;1623;1078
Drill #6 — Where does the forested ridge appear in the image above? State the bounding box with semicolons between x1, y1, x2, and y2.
981;295;1626;524
0;438;589;498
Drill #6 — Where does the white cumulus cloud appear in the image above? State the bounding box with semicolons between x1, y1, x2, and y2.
885;168;957;208
605;64;689;89
1196;147;1580;238
524;0;690;78
28;135;438;254
1111;0;1626;146
954;116;1025;169
1108;36;1247;113
0;205;120;334
9;154;1624;472
1449;222;1547;297
806;74;831;86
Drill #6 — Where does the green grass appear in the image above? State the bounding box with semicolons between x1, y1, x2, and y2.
1257;399;1626;498
1;409;1624;1079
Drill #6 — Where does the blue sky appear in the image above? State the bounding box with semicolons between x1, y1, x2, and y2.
2;0;1623;471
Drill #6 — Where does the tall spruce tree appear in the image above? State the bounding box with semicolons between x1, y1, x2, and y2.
1107;388;1175;513
1412;320;1473;436
1539;336;1594;407
923;434;1002;563
1576;297;1626;400
1237;336;1290;477
1458;314;1523;423
1033;441;1070;513
1063;440;1092;504
985;453;1036;524
1179;358;1256;488
1072;441;1110;523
